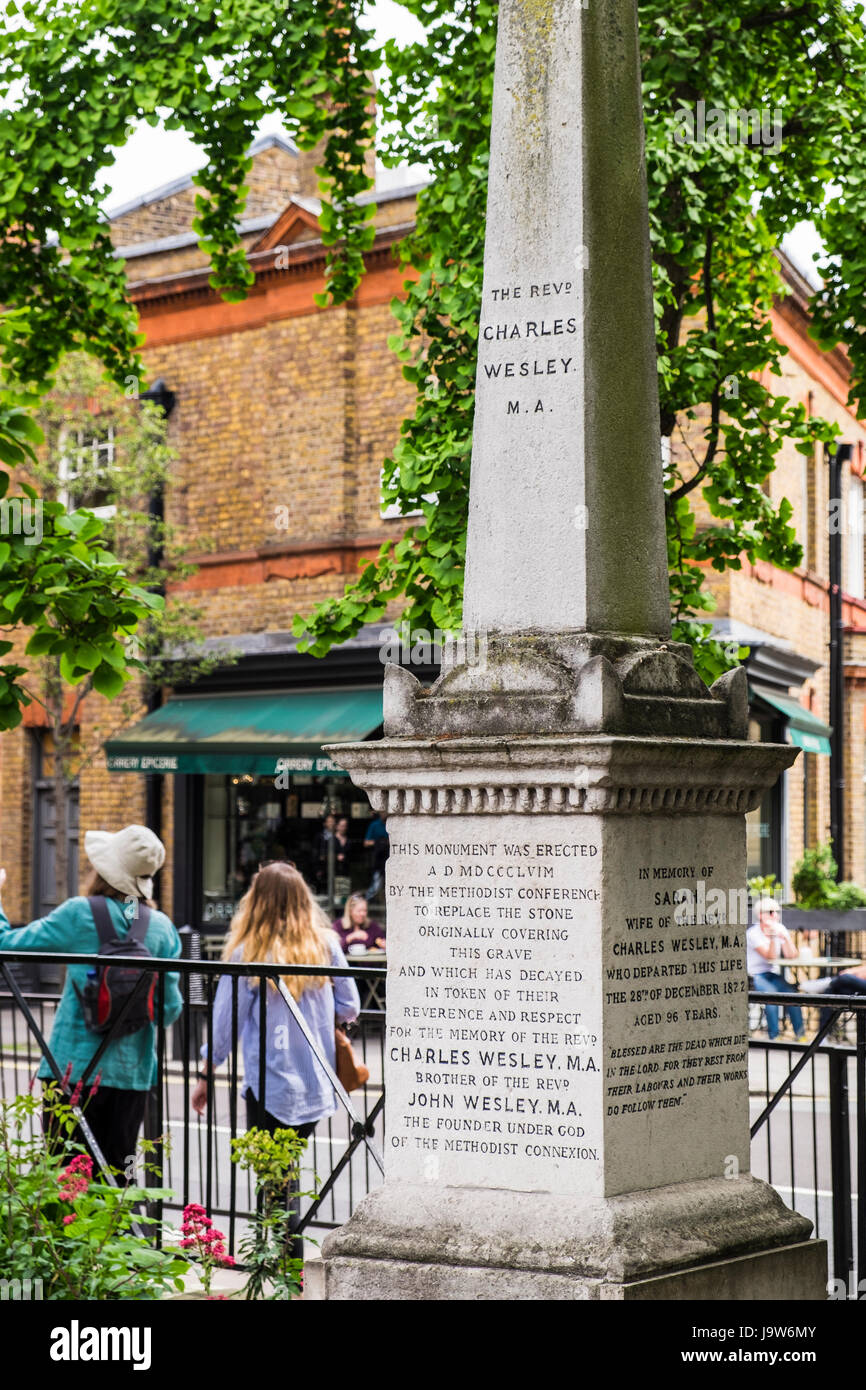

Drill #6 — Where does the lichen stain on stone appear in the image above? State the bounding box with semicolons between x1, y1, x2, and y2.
512;0;558;152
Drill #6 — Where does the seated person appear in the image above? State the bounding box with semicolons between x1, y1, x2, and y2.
747;897;805;1042
800;963;866;1032
333;893;386;954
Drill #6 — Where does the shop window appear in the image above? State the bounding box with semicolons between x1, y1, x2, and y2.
200;773;377;929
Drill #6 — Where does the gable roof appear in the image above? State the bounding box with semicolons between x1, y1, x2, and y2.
251;197;323;251
104;131;300;222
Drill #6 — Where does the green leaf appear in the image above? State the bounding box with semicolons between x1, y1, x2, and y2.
91;661;126;699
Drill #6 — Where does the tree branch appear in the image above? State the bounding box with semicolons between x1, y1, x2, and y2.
739;4;820;32
666;230;722;505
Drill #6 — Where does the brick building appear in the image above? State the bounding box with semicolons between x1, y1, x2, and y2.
701;255;866;893
1;132;865;934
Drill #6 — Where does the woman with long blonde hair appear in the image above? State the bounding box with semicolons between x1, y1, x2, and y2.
192;863;360;1143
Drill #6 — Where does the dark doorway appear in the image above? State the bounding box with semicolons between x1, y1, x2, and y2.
31;731;80;916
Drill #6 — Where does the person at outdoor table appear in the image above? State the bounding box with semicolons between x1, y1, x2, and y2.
747;897;806;1042
799;962;866;1032
333;893;386;954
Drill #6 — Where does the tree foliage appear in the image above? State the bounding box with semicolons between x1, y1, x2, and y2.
1;0;864;694
23;354;233;903
0;0;376;390
294;0;865;682
0;0;376;729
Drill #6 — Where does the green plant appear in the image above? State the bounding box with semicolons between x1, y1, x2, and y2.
792;843;839;909
0;1086;188;1299
293;0;858;682
2;3;864;685
829;881;866;911
0;0;375;724
791;843;866;911
23;352;235;907
230;1126;313;1301
747;873;781;899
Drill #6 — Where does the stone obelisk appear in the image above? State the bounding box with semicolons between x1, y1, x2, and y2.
311;0;826;1299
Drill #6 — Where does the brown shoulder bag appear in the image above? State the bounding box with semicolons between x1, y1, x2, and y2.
335;1024;369;1092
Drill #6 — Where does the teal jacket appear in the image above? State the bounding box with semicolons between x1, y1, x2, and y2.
0;896;184;1091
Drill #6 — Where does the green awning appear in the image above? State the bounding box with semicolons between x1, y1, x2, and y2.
104;689;383;776
750;684;832;756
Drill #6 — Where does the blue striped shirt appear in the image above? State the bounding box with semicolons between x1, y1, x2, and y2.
202;937;360;1127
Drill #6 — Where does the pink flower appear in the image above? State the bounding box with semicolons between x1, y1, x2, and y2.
88;1072;102;1101
179;1203;232;1269
68;1081;83;1107
61;1062;73;1087
63;1214;76;1225
58;1153;93;1202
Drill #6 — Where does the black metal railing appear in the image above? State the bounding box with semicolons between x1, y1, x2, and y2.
2;951;863;1290
0;950;386;1260
748;987;865;1293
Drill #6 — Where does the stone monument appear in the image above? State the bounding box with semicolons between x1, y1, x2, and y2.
310;0;827;1299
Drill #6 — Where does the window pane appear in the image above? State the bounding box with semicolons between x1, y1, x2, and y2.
846;473;865;599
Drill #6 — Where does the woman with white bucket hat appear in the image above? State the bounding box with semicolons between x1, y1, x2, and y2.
0;824;183;1171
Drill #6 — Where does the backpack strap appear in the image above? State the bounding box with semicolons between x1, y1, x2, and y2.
88;895;120;946
88;896;152;946
126;903;152;945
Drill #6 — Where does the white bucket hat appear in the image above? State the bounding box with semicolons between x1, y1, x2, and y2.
84;824;165;900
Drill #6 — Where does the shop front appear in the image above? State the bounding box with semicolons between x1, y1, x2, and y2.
746;683;832;884
105;684;386;937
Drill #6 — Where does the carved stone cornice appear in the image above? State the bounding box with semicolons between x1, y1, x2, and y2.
324;735;798;817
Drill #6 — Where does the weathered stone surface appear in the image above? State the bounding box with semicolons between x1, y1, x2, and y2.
462;0;669;641
312;1241;827;1302
384;636;749;740
327;740;796;1200
328;736;798;819
315;1177;823;1301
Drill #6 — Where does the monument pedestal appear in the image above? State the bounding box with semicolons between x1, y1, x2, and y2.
311;733;826;1301
311;1179;824;1301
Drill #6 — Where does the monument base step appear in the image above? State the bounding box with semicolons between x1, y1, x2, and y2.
310;1175;828;1302
307;1238;827;1301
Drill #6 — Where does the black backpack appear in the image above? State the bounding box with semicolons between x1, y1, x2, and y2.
73;896;155;1038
